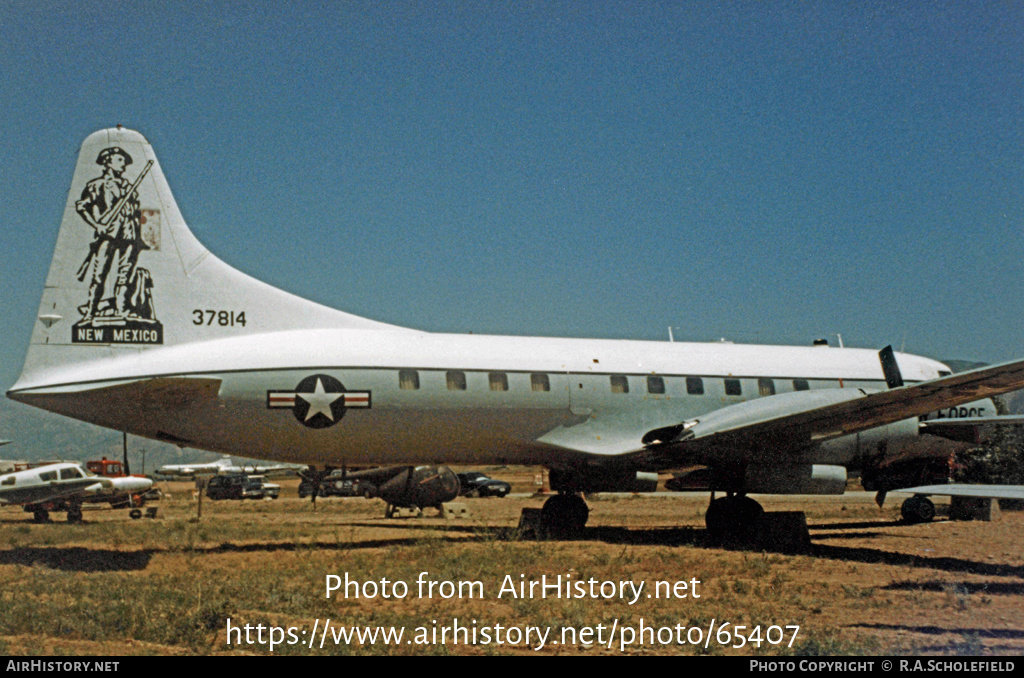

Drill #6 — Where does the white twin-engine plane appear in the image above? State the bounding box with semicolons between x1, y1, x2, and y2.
9;127;1024;536
0;462;153;523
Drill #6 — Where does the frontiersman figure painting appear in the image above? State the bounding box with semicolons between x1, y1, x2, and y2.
72;146;163;344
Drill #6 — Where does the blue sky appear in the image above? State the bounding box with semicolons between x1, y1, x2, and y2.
2;1;1022;393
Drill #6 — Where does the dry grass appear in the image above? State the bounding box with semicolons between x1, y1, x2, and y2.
0;469;1022;656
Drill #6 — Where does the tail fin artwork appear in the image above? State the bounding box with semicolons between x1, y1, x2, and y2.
13;127;401;393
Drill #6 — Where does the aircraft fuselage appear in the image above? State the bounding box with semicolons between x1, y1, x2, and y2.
9;329;948;474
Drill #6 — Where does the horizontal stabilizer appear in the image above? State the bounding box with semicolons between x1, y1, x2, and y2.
920;415;1024;443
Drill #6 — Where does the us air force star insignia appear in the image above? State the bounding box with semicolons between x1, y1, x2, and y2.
266;374;371;429
298;378;341;422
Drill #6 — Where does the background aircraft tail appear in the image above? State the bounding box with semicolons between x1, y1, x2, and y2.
13;127;397;391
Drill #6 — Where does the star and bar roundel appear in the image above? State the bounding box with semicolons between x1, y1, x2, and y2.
267;374;371;429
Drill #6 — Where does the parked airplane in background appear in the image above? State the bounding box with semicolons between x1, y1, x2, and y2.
156;455;306;478
156;455;235;477
0;462;153;522
8;127;1024;537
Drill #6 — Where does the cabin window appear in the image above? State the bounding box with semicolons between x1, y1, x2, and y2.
647;375;665;394
531;373;550;392
724;378;742;396
399;370;420;390
793;379;810;391
446;371;467;391
758;378;776;396
39;471;58;482
610;375;629;393
489;372;508;391
1;476;14;486
686;377;704;395
60;467;83;479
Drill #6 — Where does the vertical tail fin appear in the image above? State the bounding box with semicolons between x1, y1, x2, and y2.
13;127;397;391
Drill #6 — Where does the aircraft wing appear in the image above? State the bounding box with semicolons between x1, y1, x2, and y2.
629;357;1024;471
919;415;1024;444
894;484;1024;501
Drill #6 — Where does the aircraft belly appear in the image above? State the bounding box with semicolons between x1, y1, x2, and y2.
14;371;581;466
158;407;575;466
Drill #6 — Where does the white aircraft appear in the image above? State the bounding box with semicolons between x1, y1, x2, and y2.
155;455;305;477
0;462;153;522
8;127;1024;537
156;455;236;477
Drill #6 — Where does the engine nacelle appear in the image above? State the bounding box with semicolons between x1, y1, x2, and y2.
549;469;659;493
861;457;951;492
376;465;460;508
813;417;922;466
666;464;847;494
744;464;848;495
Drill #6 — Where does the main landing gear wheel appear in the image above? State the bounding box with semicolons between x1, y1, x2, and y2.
67;506;84;523
541;493;589;538
705;494;764;542
901;495;935;524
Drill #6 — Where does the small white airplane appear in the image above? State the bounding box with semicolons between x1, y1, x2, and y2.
0;462;154;522
8;127;1024;537
155;455;305;477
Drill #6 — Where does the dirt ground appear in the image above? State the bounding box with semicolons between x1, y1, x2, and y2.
0;467;1021;656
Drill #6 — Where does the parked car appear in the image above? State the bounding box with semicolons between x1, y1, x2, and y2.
206;474;280;500
456;472;511;498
